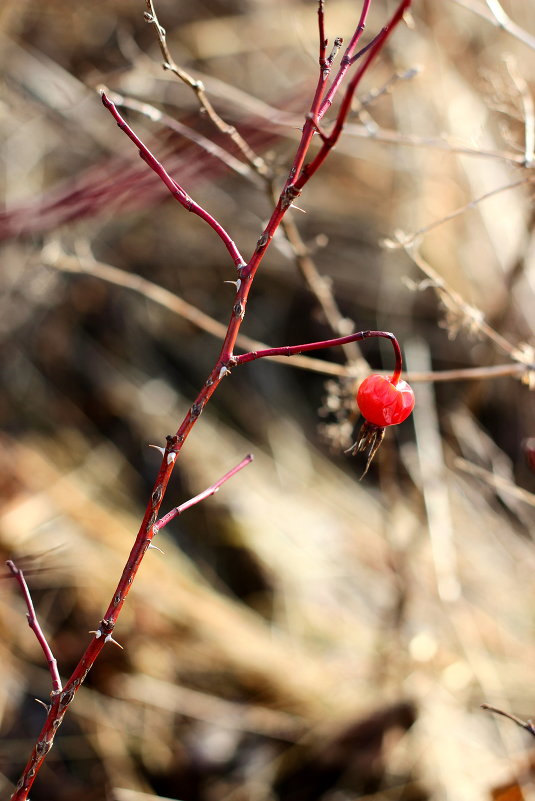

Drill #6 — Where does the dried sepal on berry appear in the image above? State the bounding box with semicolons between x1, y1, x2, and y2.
345;420;386;478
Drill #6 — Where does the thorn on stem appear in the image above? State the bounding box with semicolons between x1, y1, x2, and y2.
34;698;51;713
105;633;124;650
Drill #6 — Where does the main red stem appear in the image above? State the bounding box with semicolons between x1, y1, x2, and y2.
10;2;411;797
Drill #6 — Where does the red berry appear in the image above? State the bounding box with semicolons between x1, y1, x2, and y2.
357;374;415;427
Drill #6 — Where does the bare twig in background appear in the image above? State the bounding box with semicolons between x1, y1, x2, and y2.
384;175;534;248
344;122;526;162
143;0;269;176
482;704;535;737
398;244;535;383
406;339;460;602
113;791;181;801
451;0;535;51
44;242;530;385
455;458;535;508
42;242;356;378
503;55;535;166
102;89;260;183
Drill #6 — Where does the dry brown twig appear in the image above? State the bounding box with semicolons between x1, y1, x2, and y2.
143;0;269;177
451;0;535;52
383;175;535;248
44;241;531;385
387;241;535;387
481;704;535;737
503;55;535;167
455;458;535;508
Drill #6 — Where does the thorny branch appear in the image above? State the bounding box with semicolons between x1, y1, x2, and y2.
100;92;246;269
10;3;412;797
9;454;254;799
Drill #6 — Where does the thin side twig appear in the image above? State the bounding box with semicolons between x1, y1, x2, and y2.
6;561;62;693
103;89;259;183
100;91;246;269
156;454;253;531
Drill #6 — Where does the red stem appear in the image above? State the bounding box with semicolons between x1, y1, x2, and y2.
100;92;245;269
10;4;411;798
6;561;62;694
295;0;412;190
157;454;253;530
318;0;372;120
9;451;253;800
318;1;327;66
230;330;404;384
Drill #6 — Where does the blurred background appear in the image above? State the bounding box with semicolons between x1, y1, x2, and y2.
1;1;534;799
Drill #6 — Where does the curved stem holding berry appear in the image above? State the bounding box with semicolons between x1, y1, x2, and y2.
230;329;403;372
231;329;413;478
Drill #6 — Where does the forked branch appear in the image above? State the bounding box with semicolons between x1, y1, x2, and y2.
11;3;412;797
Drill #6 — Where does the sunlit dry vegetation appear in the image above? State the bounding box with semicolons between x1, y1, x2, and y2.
1;1;534;799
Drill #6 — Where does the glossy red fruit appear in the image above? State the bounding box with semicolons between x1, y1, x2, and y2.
357;374;415;427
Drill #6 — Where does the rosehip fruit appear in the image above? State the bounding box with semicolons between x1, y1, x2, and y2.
357;374;415;427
